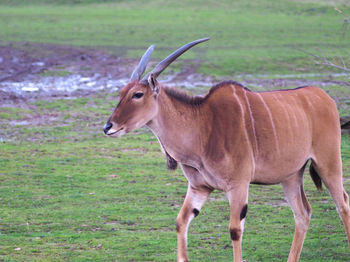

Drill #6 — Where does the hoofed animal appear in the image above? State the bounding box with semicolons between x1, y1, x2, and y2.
103;38;350;262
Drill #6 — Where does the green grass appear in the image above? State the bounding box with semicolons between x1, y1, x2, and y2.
0;107;31;120
1;90;350;261
40;69;72;77
0;0;349;75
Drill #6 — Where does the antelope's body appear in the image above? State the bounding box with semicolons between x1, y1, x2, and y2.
150;82;341;189
104;39;350;262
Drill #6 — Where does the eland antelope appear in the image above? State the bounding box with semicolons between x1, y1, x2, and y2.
103;38;350;262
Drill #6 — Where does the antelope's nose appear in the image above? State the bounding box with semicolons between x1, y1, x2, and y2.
103;122;113;135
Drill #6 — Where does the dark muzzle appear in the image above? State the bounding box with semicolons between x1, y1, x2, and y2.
103;122;112;135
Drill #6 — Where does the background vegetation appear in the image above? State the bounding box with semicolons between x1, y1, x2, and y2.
0;0;349;75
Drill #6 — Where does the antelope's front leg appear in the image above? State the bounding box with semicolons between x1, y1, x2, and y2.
176;184;212;262
226;183;249;262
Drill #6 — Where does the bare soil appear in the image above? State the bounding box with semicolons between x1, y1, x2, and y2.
0;42;133;82
0;43;137;101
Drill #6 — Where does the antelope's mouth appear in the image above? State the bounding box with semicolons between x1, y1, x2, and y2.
106;128;126;137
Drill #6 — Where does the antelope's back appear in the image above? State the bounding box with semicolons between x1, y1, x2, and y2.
256;86;340;141
249;86;340;176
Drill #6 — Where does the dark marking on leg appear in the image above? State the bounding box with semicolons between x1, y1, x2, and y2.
344;191;349;204
193;208;200;217
240;204;248;220
176;221;181;233
230;228;241;241
300;185;312;216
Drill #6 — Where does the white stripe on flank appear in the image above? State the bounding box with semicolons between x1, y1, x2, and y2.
274;94;291;135
288;96;299;128
275;94;289;119
290;109;299;128
314;94;322;101
232;87;258;161
232;87;245;123
256;93;280;153
307;96;314;110
242;89;259;155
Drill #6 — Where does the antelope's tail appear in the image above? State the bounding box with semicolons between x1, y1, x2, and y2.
310;162;323;191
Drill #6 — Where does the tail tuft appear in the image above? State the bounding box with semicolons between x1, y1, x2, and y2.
310;163;323;191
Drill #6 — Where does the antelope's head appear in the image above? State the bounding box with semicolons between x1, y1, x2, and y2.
103;38;210;137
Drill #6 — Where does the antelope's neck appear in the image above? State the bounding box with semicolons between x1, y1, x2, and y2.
146;88;203;167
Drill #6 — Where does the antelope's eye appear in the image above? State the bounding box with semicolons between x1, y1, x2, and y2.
132;92;144;99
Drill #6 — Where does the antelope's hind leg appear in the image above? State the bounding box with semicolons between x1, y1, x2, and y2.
310;115;350;248
312;159;350;248
226;182;250;262
281;169;312;262
176;184;212;262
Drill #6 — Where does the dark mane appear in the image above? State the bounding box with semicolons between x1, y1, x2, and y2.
163;87;205;106
211;80;250;92
163;80;249;106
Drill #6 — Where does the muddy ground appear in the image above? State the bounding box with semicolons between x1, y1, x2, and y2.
0;42;349;135
1;42;350;96
0;43;136;99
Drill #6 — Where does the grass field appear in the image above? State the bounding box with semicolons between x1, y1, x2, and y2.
0;0;349;75
1;0;350;261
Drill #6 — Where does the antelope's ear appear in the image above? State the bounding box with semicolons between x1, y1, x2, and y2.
148;73;160;94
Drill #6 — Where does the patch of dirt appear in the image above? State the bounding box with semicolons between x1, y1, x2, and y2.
0;42;133;82
0;42;137;100
264;199;289;208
